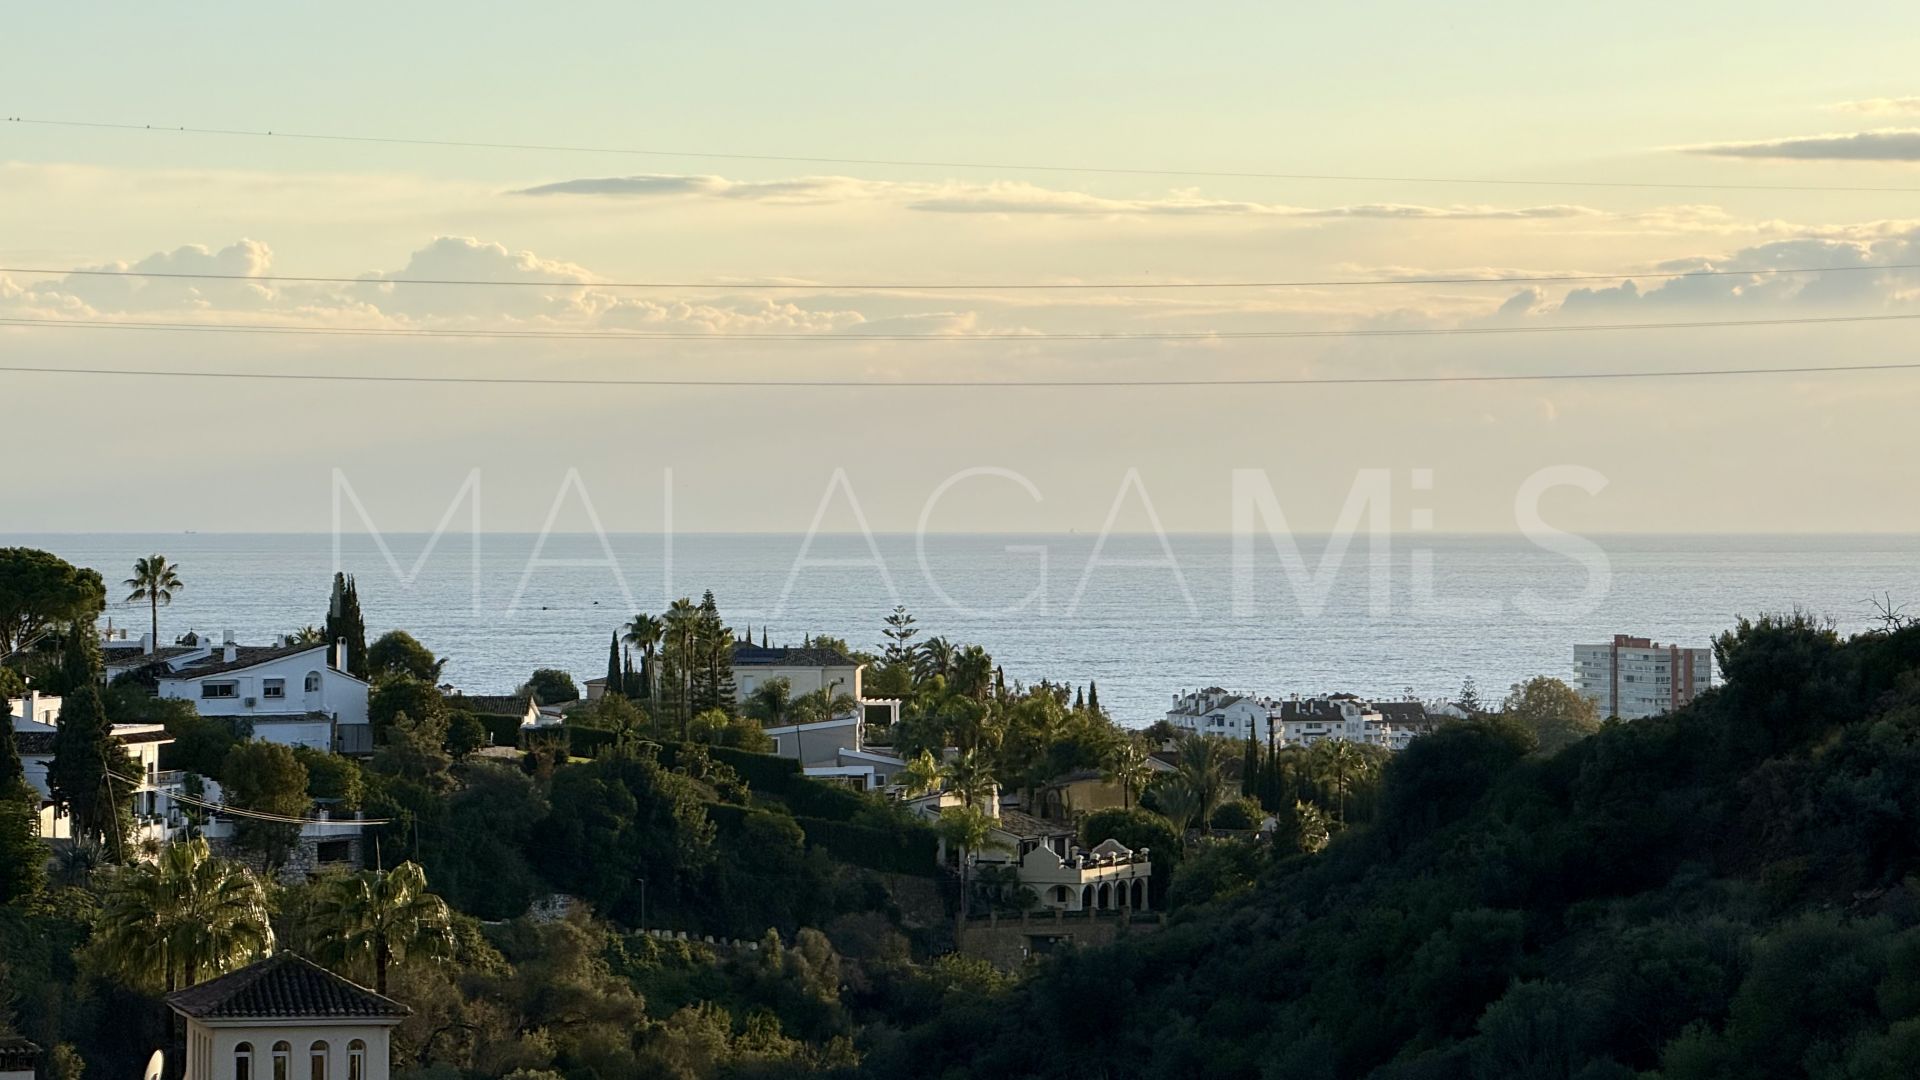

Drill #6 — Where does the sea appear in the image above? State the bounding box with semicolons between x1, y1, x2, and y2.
6;532;1916;725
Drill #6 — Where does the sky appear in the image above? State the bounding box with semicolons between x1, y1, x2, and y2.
3;1;1920;535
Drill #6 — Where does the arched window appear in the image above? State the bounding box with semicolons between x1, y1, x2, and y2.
1080;885;1093;910
1132;879;1146;909
271;1042;292;1080
1097;882;1112;910
304;671;323;693
308;1042;329;1080
234;1042;254;1080
346;1040;366;1080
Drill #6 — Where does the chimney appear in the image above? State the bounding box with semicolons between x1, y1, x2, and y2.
141;632;155;656
223;641;238;663
334;639;349;672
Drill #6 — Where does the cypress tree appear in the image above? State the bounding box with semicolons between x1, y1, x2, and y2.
1074;686;1085;710
761;627;768;648
1087;681;1101;717
47;635;136;858
1242;734;1260;801
324;572;369;679
606;632;623;697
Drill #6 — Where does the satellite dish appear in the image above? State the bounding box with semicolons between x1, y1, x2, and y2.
144;1050;164;1080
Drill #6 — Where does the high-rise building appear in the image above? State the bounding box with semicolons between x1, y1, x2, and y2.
1573;635;1712;719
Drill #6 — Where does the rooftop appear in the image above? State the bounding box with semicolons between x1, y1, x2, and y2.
0;1036;39;1072
161;643;339;681
732;643;857;668
166;953;409;1022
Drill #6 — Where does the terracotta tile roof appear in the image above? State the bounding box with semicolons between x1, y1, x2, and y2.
166;953;409;1021
994;807;1072;840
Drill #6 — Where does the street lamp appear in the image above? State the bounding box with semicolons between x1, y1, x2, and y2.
635;876;647;929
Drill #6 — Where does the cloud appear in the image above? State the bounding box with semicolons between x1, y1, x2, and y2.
1505;228;1920;315
1833;97;1920;116
514;174;884;204
1686;129;1920;161
511;171;1602;220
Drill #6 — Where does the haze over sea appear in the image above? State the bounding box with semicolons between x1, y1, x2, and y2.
8;532;1916;724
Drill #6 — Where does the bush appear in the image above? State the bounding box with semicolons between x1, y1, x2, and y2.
1209;795;1265;831
796;816;938;876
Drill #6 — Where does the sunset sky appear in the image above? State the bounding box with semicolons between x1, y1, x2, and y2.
4;1;1919;534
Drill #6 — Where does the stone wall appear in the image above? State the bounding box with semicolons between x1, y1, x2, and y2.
957;910;1164;971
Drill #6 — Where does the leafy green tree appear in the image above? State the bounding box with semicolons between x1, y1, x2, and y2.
371;711;454;792
107;689;239;778
900;750;943;798
291;746;363;810
309;861;452;994
322;573;367;679
523;668;578;706
368;675;447;743
121;555;182;647
0;548;106;657
0;779;46;908
91;837;274;993
1167;838;1265;907
365;630;445;682
1209;794;1265;831
221;740;311;867
445;711;488;759
539;745;716;921
1501;676;1602;755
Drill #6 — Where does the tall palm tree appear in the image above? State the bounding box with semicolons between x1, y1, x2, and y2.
124;555;183;646
309;861;451;995
287;625;325;646
622;612;663;699
915;636;957;683
941;748;996;809
1102;738;1154;811
1312;739;1372;825
93;837;274;994
934;804;1008;928
661;599;700;736
1174;734;1229;830
952;646;994;703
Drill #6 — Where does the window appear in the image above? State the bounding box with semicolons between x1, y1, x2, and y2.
234;1042;254;1080
309;1042;329;1080
262;678;286;699
272;1042;291;1080
347;1041;365;1080
305;671;323;693
202;681;238;699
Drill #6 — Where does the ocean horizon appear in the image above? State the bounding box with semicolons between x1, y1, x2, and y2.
9;530;1918;724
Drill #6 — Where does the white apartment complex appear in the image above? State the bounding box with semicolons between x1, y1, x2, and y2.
1165;688;1277;740
1573;634;1712;719
1276;694;1439;751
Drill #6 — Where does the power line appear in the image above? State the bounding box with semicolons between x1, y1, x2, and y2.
2;311;1915;343
3;261;1914;292
8;115;1916;195
6;359;1918;390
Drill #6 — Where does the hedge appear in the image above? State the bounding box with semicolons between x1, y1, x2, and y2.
471;713;524;748
795;815;938;876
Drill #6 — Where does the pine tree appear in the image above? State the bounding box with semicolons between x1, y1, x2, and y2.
606;632;623;697
0;721;44;905
324;573;369;679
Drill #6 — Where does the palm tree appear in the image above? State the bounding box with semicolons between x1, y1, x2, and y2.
309;861;452;995
1313;739;1366;825
934;804;1008;927
789;686;857;725
93;837;274;994
915;636;957;683
1102;738;1154;811
1173;734;1229;830
1151;775;1203;841
124;555;183;646
286;625;325;646
622;612;663;699
900;749;943;798
952;645;994;702
744;677;793;726
941;748;997;809
661;599;700;736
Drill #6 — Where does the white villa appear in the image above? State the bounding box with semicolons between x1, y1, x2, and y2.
150;639;372;754
1165;688;1277;740
10;691;185;846
167;953;408;1080
912;791;1153;914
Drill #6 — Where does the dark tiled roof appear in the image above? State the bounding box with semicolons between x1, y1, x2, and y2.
14;730;55;754
994;808;1073;840
166;953;409;1021
450;693;533;716
163;644;336;681
102;645;197;669
1375;702;1430;724
1279;699;1350;721
0;1036;39;1072
732;643;856;668
113;725;177;744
